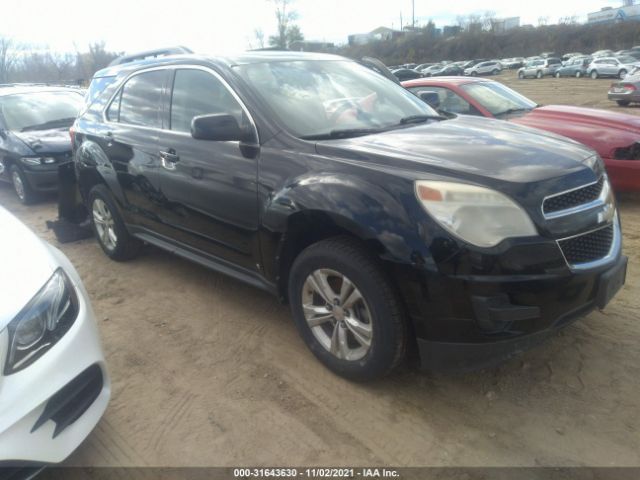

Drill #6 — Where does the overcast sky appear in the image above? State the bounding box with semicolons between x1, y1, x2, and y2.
2;0;624;54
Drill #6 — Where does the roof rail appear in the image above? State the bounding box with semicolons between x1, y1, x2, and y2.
108;46;194;66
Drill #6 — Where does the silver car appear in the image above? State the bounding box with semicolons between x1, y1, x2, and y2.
588;56;640;79
518;58;562;79
608;67;640;106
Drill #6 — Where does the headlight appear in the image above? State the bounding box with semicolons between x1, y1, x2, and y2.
4;269;78;375
415;180;538;248
20;156;56;166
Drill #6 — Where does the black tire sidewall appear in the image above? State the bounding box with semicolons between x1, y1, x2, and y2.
288;242;403;380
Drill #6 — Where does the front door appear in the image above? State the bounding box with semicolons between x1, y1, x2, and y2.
155;67;260;271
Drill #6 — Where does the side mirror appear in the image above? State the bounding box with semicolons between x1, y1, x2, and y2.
417;90;440;109
191;113;244;141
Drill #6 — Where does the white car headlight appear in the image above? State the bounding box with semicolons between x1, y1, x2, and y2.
415;180;538;248
5;269;78;375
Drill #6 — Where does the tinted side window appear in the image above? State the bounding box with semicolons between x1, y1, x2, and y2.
118;70;165;128
170;69;244;133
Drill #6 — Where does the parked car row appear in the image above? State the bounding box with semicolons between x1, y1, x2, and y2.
1;48;631;469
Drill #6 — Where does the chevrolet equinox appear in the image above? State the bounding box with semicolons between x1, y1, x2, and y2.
70;52;627;380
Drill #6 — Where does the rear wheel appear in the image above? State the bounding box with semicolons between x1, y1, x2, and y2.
617;100;631;107
576;71;582;78
536;70;543;79
471;71;477;76
591;70;599;79
619;69;627;79
9;165;36;205
491;69;499;75
555;71;561;78
288;237;407;381
518;71;525;79
89;185;142;261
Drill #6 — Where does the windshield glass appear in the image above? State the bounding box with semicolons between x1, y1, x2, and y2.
0;91;83;131
461;81;537;116
618;56;638;64
234;60;438;138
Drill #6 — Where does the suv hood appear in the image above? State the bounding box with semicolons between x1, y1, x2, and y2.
0;207;56;330
512;105;640;158
316;115;594;185
12;127;73;155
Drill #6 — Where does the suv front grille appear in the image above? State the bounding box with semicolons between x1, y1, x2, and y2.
543;177;604;215
558;225;614;265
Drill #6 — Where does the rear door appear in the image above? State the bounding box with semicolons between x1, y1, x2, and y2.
101;69;169;229
154;67;260;271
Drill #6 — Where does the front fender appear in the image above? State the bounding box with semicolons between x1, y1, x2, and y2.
75;140;126;206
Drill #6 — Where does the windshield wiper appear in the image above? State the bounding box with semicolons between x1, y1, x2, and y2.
300;128;383;140
399;114;446;124
494;108;532;117
21;117;76;132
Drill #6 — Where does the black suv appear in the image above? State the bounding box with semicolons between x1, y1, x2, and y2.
70;51;626;380
0;85;83;203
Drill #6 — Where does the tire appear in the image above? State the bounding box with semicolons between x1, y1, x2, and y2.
619;70;627;79
518;71;525;79
88;184;142;261
555;71;561;78
536;70;543;79
288;236;407;381
576;71;582;78
591;70;598;79
9;165;37;205
491;69;499;75
471;71;477;76
617;100;631;107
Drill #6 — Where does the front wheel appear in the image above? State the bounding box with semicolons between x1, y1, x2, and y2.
518;71;525;79
470;71;477;76
492;69;499;75
9;165;36;205
617;100;631;107
591;70;599;79
89;185;142;261
536;70;543;79
619;70;627;79
576;71;582;78
555;71;561;78
288;237;407;381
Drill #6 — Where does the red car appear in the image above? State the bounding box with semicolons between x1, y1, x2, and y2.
402;76;640;191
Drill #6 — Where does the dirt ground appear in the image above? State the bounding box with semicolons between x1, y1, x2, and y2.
2;70;640;468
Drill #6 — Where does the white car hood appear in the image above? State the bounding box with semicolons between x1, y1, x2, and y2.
0;207;56;330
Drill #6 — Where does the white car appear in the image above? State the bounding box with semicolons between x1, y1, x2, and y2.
463;60;502;76
588;56;640;79
0;206;110;468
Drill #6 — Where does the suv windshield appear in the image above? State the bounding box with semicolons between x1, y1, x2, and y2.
461;81;537;116
234;60;439;139
0;91;83;131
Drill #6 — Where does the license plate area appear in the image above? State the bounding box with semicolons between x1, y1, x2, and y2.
597;257;627;309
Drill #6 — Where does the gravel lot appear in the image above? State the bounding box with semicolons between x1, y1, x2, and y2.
2;70;639;468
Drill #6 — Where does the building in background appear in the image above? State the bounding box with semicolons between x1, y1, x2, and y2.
289;41;335;52
492;17;521;33
588;3;640;23
348;27;404;46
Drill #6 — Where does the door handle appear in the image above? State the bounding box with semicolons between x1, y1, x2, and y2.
159;150;180;163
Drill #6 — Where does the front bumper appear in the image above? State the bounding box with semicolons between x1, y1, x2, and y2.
21;166;59;193
0;248;110;464
403;252;627;372
604;156;640;192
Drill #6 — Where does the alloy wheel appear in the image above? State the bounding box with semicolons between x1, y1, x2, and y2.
301;268;373;361
12;170;25;202
92;198;118;251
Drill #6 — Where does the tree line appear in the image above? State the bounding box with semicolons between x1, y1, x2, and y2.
338;21;640;65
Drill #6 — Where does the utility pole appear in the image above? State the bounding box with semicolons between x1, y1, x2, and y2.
412;0;415;28
400;11;403;30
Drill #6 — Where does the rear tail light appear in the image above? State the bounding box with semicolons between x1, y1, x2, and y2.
624;84;637;91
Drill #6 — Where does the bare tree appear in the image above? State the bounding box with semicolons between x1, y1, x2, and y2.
268;0;303;49
0;36;22;83
538;16;550;27
254;28;265;49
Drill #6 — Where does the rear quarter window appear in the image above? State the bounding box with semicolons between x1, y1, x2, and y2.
86;76;117;105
